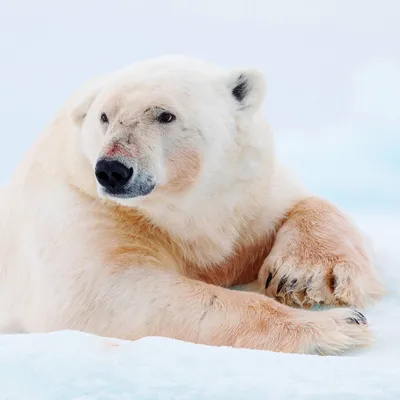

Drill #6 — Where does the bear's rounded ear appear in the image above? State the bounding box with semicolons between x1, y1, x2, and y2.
228;69;266;111
69;78;106;126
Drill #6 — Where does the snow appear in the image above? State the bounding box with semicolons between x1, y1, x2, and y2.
0;330;397;400
0;214;399;399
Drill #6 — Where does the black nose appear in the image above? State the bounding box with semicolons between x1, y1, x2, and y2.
95;159;133;191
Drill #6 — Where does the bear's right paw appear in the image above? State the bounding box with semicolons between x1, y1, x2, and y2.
298;307;372;355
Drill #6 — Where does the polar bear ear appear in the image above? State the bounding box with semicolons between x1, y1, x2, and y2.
228;69;266;111
69;78;105;126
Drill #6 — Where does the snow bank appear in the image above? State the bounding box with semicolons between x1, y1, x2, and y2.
0;214;398;400
0;330;398;400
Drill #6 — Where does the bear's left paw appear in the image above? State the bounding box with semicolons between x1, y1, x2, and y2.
260;255;384;309
258;196;385;309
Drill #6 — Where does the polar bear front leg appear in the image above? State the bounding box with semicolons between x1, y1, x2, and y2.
69;265;371;355
259;197;385;309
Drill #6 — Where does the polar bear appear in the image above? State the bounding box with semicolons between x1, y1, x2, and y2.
0;55;384;354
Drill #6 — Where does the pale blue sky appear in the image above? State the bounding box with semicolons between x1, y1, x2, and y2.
0;0;399;212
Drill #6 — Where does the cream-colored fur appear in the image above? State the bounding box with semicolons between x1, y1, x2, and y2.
0;56;383;354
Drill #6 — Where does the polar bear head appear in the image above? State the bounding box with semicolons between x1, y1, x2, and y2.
70;55;271;210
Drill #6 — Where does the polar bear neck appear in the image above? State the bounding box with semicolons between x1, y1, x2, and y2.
135;170;276;243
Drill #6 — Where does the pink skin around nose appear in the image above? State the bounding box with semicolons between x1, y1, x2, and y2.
105;143;134;158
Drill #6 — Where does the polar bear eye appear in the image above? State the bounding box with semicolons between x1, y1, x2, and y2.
157;112;176;124
100;113;109;124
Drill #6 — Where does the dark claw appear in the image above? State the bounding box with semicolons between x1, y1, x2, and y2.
277;277;288;294
354;310;368;325
265;272;273;289
346;317;360;325
288;279;298;292
346;311;368;325
329;274;337;293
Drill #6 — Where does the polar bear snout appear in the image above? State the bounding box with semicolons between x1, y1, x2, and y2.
95;157;156;200
95;158;133;191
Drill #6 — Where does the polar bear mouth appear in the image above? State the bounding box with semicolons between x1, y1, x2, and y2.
102;180;156;199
